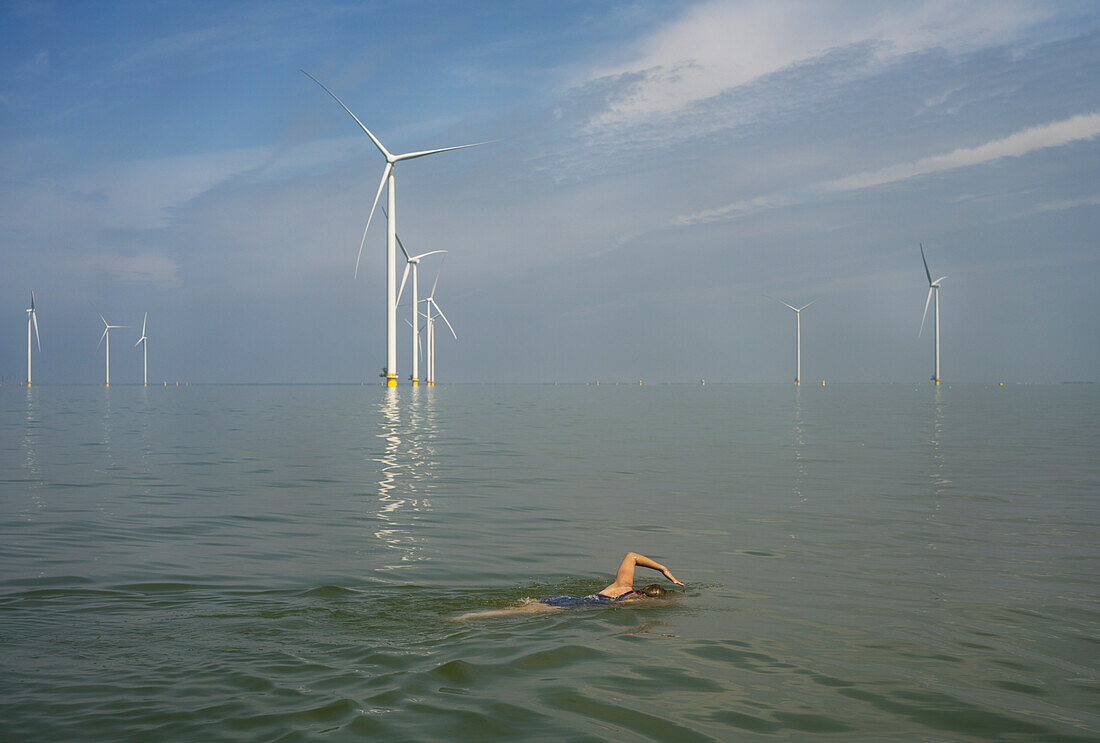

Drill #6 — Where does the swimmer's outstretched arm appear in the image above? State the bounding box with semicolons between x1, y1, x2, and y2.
613;552;684;587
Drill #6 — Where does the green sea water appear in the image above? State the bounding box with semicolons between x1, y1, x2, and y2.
1;383;1097;741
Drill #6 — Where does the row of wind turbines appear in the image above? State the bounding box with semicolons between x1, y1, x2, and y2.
21;297;149;387
19;70;951;388
21;241;946;387
766;244;947;385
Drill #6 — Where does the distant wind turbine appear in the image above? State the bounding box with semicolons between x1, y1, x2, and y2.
303;71;491;387
26;292;41;386
767;296;816;385
918;244;947;385
388;207;446;386
134;313;148;387
421;269;456;386
97;315;128;387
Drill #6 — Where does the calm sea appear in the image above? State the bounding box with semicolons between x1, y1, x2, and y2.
1;383;1097;741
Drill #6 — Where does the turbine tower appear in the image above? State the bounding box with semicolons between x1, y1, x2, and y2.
388;207;446;386
919;244;947;385
97;315;128;387
421;270;456;386
768;296;816;385
303;71;489;387
26;292;41;386
135;313;148;386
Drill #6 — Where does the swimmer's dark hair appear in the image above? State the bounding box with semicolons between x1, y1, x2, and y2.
638;584;668;598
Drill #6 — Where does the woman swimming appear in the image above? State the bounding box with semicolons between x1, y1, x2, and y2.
455;552;683;619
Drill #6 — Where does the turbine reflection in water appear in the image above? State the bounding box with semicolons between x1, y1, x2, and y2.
929;385;949;495
793;386;807;506
373;389;439;568
22;386;43;517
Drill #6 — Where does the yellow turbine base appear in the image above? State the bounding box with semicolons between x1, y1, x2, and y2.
935;379;940;385
386;377;397;387
796;380;800;386
411;380;418;386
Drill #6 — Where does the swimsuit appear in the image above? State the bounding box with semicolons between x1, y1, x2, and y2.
540;590;636;608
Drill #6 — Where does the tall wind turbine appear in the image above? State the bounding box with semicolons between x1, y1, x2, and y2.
98;315;128;387
421;270;456;386
389;208;446;386
768;296;816;385
26;292;41;386
135;313;148;386
303;71;490;387
919;244;947;385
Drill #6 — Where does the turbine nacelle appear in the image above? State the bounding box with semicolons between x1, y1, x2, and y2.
765;295;816;314
97;314;128;349
918;244;946;337
135;312;148;347
26;291;41;354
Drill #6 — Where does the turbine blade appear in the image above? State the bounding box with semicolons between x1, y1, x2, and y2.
412;249;447;261
301;71;391;160
99;313;108;328
355;162;392;278
142;312;147;336
765;295;798;312
396;263;411;307
98;326;108;350
919;287;933;337
920;243;932;285
32;313;40;352
429;257;446;298
434;304;457;339
30;291;35;311
935;276;948;284
798;299;817;311
134;337;143;348
395;140;496;162
380;204;411;260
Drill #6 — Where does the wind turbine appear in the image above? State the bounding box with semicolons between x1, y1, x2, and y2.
134;313;148;386
421;270;456;386
767;296;816;385
303;71;490;387
26;292;41;386
919;244;947;385
388;207;446;386
97;315;128;387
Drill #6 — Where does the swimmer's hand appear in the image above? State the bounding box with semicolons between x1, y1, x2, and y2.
663;568;683;586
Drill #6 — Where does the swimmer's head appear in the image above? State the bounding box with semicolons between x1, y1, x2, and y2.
638;584;668;598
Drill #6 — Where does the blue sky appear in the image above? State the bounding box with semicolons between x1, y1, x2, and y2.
2;0;1098;383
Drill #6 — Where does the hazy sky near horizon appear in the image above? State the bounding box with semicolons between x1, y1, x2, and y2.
2;0;1098;384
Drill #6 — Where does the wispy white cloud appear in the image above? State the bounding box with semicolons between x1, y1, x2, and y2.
675;111;1100;225
585;0;1047;131
822;112;1100;192
1033;193;1100;213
